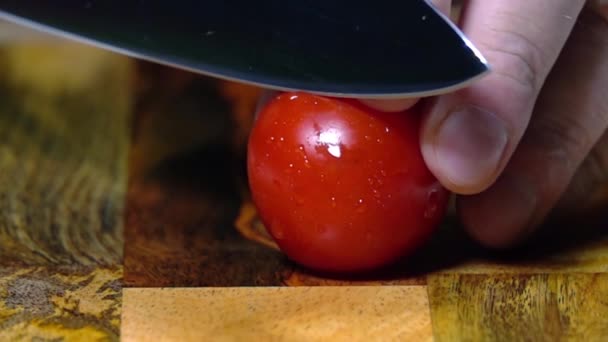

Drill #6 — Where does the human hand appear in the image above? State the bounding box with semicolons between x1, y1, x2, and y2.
365;0;608;248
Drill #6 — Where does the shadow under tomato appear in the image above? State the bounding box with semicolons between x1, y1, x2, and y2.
397;209;608;277
285;209;608;282
286;218;478;282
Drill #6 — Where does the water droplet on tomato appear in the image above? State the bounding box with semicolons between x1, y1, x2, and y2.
270;221;285;240
273;227;285;240
298;145;305;151
372;189;381;198
355;198;367;213
279;137;285;142
385;127;390;133
330;196;337;208
376;138;382;143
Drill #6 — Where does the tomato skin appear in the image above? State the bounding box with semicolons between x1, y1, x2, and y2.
247;92;448;273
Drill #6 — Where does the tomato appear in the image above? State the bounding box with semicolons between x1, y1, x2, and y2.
247;92;449;273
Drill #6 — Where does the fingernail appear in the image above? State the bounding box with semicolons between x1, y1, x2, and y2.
459;174;538;248
433;106;509;190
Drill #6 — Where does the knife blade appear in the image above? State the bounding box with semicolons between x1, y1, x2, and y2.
0;0;489;99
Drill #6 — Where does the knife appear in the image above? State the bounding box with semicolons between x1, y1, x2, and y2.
0;0;488;99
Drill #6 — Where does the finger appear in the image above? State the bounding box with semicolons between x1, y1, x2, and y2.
421;0;586;194
360;0;452;113
359;98;420;112
457;6;608;248
554;127;608;218
431;0;452;15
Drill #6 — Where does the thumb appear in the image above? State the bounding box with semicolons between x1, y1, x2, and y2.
421;0;586;195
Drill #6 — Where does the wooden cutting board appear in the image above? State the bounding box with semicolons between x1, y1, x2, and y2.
1;7;608;341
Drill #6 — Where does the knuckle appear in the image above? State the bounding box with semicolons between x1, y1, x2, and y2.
582;145;608;186
581;130;608;185
479;24;547;94
528;110;593;161
557;135;608;212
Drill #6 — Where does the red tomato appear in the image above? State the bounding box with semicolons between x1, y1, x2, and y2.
247;92;448;273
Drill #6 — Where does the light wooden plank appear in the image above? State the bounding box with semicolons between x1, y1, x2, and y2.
428;273;608;341
122;286;432;341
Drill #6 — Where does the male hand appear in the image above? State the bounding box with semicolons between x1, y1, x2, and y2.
365;0;608;248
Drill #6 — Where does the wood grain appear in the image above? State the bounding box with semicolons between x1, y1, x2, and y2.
428;273;608;341
0;40;132;341
0;266;122;340
122;286;432;342
0;42;131;266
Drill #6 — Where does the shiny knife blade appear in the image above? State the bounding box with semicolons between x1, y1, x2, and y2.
0;0;489;99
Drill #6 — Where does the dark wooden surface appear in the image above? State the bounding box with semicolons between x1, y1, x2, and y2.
123;62;290;287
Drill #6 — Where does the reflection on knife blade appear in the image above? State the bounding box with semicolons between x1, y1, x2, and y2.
0;0;489;99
